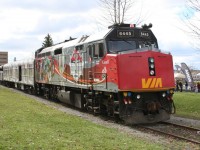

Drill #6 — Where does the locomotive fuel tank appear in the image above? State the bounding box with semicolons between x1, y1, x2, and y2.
57;90;82;108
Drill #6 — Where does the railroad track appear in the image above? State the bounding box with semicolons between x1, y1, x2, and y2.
138;121;200;145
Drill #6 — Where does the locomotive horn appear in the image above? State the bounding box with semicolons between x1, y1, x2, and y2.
142;23;153;29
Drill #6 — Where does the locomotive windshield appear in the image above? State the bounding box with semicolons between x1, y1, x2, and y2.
138;40;158;49
108;40;136;53
107;39;157;53
106;24;159;54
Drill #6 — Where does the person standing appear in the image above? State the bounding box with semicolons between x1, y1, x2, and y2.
185;81;188;91
197;82;200;92
179;81;183;92
176;80;179;91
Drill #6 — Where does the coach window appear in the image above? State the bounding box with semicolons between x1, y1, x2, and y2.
38;54;42;58
88;45;93;57
39;53;45;58
45;52;51;57
54;48;62;55
76;45;83;51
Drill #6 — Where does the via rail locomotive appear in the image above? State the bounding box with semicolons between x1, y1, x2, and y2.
0;23;175;124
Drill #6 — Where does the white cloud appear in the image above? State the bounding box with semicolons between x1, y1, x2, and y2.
0;8;40;39
138;0;200;69
173;53;200;69
0;0;200;70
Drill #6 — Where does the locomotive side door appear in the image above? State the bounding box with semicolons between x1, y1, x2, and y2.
86;41;105;87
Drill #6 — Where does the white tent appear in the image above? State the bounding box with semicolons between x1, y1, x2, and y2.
174;73;185;79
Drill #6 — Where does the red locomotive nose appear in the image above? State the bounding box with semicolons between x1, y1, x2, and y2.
117;50;175;92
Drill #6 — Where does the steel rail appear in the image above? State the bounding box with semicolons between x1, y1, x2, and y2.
161;121;200;132
139;123;200;145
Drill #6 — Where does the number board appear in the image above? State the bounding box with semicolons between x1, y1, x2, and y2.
140;31;151;38
117;30;134;38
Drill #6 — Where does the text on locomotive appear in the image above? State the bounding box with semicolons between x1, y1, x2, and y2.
142;78;162;88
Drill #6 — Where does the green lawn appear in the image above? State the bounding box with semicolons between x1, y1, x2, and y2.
1;86;198;149
173;92;200;119
0;86;164;150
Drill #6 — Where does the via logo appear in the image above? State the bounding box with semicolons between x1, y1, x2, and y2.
142;78;162;88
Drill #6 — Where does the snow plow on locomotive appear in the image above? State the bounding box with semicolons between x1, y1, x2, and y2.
34;23;175;124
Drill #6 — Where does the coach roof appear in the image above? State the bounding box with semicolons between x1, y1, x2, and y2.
39;28;111;55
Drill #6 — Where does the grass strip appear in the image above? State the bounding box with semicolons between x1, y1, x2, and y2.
0;87;163;150
173;92;200;119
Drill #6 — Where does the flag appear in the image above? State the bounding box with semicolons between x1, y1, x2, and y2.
175;65;184;74
181;63;194;88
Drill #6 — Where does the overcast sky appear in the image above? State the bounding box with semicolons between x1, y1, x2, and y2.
0;0;200;69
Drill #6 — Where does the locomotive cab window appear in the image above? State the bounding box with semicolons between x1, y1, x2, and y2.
96;43;104;58
88;42;104;59
139;41;158;49
108;40;136;53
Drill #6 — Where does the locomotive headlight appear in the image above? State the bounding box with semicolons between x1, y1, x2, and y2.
150;70;155;76
149;58;154;63
162;93;166;97
150;64;154;69
136;94;141;99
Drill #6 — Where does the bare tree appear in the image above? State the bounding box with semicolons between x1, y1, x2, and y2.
184;0;200;49
98;0;139;25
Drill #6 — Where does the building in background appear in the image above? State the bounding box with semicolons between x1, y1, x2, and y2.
0;51;8;65
192;70;200;82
